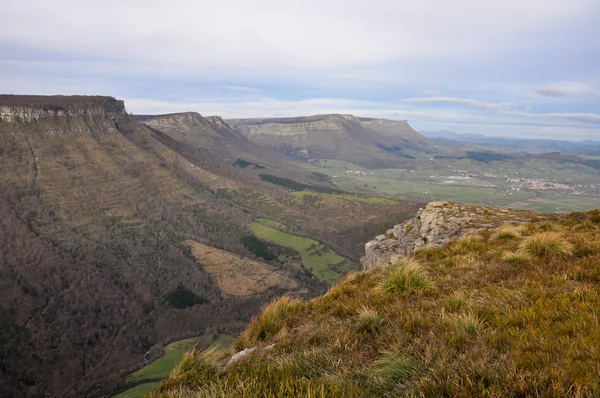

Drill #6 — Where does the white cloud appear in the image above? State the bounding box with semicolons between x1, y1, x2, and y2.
506;111;600;124
404;97;512;110
2;0;597;72
222;86;261;92
536;82;600;98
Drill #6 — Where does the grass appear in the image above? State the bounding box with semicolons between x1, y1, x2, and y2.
155;209;600;397
236;295;304;350
257;218;285;229
127;337;201;384
120;334;233;397
380;258;430;293
369;352;420;382
113;382;161;398
291;190;398;205
517;232;574;259
249;222;344;284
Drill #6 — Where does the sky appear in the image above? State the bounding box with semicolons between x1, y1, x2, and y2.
1;0;599;140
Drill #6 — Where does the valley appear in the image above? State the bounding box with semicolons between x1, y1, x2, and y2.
1;95;598;397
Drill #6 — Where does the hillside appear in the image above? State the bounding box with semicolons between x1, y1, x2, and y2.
227;114;440;169
155;203;600;397
137;112;294;170
0;95;422;396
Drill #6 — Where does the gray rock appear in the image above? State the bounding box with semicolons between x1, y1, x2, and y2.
360;201;527;270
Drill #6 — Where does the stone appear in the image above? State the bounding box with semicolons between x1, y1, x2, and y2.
360;201;528;270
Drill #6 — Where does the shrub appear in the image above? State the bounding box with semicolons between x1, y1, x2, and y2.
236;295;303;349
381;258;430;293
517;232;573;259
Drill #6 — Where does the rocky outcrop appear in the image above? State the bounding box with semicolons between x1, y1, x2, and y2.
361;201;533;270
0;95;125;123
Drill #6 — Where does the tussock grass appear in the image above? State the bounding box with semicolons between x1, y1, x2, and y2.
354;306;382;337
491;224;521;241
380;257;430;293
156;209;600;398
444;311;484;336
517;232;573;259
235;295;303;350
501;250;527;263
370;352;420;382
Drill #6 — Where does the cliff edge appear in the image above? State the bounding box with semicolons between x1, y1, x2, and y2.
361;201;535;269
0;95;125;122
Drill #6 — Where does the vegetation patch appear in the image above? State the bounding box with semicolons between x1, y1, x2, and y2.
258;173;345;194
185;240;297;297
380;258;430;293
165;284;206;309
233;158;265;169
249;222;345;284
517;232;574;259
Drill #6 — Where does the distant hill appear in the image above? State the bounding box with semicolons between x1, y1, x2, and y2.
227;115;440;168
422;129;600;154
135;112;294;170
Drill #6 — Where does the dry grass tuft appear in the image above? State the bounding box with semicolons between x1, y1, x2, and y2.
354;306;383;336
501;250;527;263
380;257;430;293
517;232;573;259
444;311;484;336
491;224;521;241
369;351;420;382
235;295;303;350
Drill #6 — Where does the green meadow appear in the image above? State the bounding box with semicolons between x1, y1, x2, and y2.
249;222;345;284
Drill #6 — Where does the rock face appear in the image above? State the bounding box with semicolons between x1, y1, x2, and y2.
227;114;435;168
361;201;533;270
0;95;125;123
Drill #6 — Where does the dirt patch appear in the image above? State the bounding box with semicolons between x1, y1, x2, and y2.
185;240;297;297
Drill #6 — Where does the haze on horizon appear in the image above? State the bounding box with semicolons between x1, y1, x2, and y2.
1;0;599;140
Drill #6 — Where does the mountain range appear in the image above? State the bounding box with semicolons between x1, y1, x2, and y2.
0;95;422;396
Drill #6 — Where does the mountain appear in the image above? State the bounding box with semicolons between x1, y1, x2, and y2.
227;114;439;168
422;129;600;154
155;202;600;397
0;95;422;396
0;95;321;397
136;112;294;170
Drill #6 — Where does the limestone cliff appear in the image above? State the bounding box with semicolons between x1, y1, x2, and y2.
0;95;125;123
227;114;435;168
361;201;535;269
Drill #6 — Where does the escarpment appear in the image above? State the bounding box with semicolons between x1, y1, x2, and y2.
361;201;535;269
0;95;125;123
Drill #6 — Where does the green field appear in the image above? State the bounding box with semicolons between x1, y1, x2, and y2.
292;190;398;205
257;218;285;228
113;382;161;398
114;334;233;397
126;337;200;384
249;222;344;284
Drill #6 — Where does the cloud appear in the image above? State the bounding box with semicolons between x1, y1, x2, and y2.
404;97;512;110
222;86;261;92
536;82;599;98
507;111;600;124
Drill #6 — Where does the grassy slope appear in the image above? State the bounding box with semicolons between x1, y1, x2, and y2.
156;209;600;397
127;337;201;383
116;334;234;397
249;222;345;284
